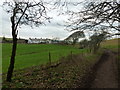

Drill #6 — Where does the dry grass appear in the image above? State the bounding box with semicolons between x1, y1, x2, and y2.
101;38;119;47
101;38;119;52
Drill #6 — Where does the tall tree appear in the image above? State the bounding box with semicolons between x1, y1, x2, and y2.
89;31;108;53
79;39;88;49
64;31;85;45
79;31;108;53
3;0;51;82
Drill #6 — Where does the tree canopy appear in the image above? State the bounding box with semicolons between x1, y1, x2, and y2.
64;31;85;44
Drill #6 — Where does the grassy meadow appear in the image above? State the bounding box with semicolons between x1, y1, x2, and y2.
2;38;119;73
2;43;87;73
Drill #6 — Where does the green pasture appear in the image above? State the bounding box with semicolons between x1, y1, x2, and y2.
2;43;86;73
2;38;119;73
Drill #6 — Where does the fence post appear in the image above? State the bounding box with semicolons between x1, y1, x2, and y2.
81;50;83;56
71;51;73;60
49;51;51;66
59;53;62;63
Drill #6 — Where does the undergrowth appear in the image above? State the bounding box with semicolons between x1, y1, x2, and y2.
2;52;101;88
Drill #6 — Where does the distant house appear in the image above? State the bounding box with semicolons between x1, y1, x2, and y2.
27;38;63;44
51;40;60;44
28;38;51;44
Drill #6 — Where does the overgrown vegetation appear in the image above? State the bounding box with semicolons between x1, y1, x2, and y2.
79;31;108;53
2;51;100;88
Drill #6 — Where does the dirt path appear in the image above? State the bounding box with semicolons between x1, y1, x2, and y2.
91;50;118;88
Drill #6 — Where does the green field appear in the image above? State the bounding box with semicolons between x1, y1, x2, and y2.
2;38;119;73
2;38;119;88
2;43;86;73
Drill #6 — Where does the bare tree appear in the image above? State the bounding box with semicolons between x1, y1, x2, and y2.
79;39;88;49
89;31;108;53
3;0;51;82
79;31;108;53
66;0;120;35
64;31;85;45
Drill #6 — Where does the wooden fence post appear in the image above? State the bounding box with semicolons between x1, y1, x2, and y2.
71;51;73;60
81;50;83;56
49;51;51;66
59;53;62;63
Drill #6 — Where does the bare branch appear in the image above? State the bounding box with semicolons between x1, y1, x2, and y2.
66;1;120;35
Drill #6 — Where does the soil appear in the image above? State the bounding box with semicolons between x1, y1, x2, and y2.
90;50;118;88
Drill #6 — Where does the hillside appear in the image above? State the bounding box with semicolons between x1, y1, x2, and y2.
101;38;119;46
101;38;119;51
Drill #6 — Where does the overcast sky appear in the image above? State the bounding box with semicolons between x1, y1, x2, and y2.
0;0;86;40
1;0;118;40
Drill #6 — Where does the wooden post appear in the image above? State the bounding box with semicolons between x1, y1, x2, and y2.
81;50;83;56
71;51;73;60
49;52;51;66
59;53;61;63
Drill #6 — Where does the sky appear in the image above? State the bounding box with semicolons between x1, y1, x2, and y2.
0;0;119;40
0;0;85;40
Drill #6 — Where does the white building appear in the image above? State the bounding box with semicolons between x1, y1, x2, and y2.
28;38;51;44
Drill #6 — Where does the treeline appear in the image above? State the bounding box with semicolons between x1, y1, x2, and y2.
1;37;28;43
79;31;108;53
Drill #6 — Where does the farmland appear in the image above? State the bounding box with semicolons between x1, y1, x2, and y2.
2;38;119;73
2;38;120;88
101;38;120;52
2;43;87;73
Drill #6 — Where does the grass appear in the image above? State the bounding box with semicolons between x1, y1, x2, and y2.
2;52;100;88
2;38;119;88
2;43;87;73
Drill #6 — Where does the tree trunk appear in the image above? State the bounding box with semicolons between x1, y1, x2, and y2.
6;14;17;82
6;36;17;82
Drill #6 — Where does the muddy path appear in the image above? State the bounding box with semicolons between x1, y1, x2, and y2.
90;50;118;88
